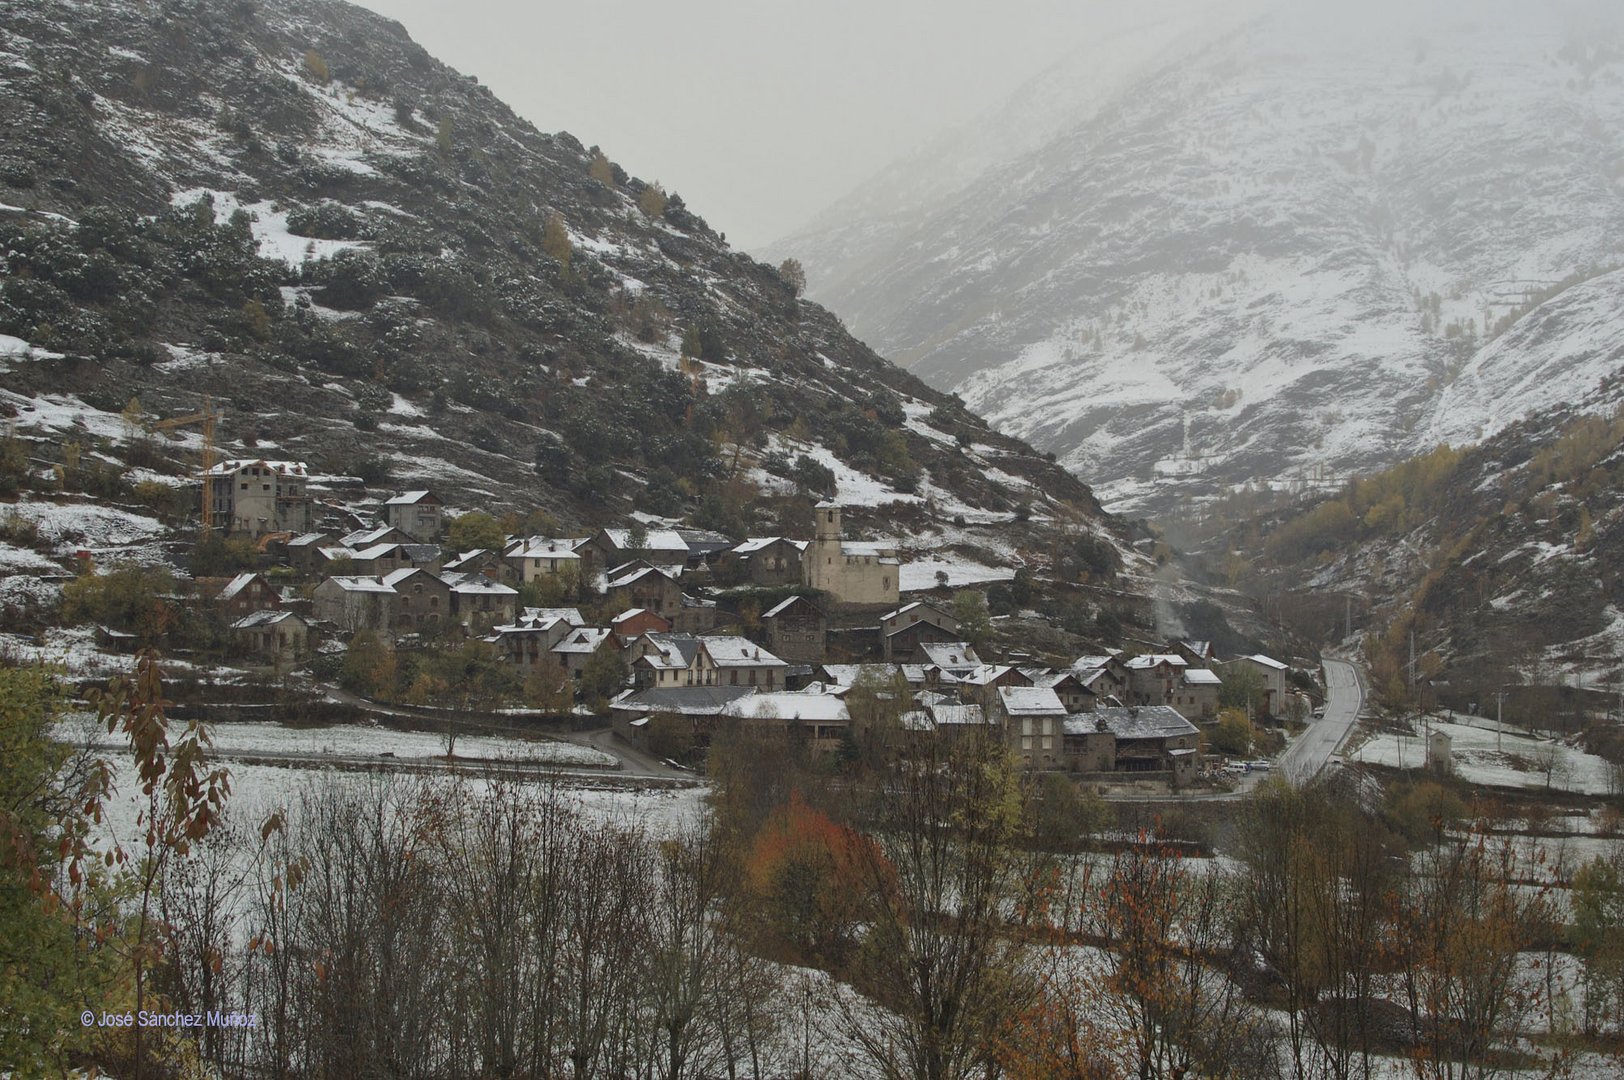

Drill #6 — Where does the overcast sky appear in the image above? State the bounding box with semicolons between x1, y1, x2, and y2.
352;0;1225;253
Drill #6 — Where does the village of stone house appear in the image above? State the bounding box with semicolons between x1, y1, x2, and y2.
2;417;1329;800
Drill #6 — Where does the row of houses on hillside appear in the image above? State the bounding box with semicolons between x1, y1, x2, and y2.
609;675;1202;785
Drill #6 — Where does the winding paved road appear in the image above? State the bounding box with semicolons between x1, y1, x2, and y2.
1280;658;1364;785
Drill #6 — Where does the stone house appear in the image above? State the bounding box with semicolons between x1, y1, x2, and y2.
204;459;313;538
802;502;899;608
629;632;704;688
313;576;395;634
881;601;960;662
552;626;618;682
1061;715;1117;773
1094;706;1201;785
719;537;806;587
604;564;683;620
446;574;519;632
380;490;444;541
383;568;453;635
230;609;310;665
761;595;827;663
492;613;578;674
1174;668;1222;720
994;686;1067;769
694;636;789;690
1230;654;1289;715
1125;654;1189;706
286;532;333;575
504;538;584;584
1073;653;1131;703
203;572;280;621
611;607;673;643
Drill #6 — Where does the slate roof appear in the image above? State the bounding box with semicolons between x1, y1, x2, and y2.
1125;654;1188;670
202;458;307;477
217;572;261;600
325;575;395;594
762;595;819;620
700;636;787;668
553;628;613;654
997;686;1067;716
600;528;690;552
383;490;438;505
721;692;848;723
1092;706;1200;741
609;685;757;716
230;609;302;629
919;642;982;670
1183;669;1223;686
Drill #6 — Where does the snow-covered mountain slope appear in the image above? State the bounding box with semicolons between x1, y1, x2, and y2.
773;0;1624;516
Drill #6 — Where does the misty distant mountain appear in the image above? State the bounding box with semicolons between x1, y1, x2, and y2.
771;1;1624;516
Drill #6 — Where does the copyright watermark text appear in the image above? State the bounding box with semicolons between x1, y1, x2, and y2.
81;1010;258;1029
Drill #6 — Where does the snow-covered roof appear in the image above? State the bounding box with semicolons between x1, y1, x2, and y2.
442;549;490;569
1242;654;1288;670
958;664;1017;687
637;632;702;670
1072;654;1120;673
341;525;398;548
230;609;301;629
700;636;787;668
842;540;896;558
721;692;848;723
998;686;1066;716
508;538;582;559
202;458;307;477
522;607;584;626
762;595;818;620
1094;706;1199;741
350;542;402;561
1183;669;1223;686
383;490;437;505
929;703;986;727
217;572;261;600
732;536;807;555
553;628;613;654
1124;654;1188;670
381;566;435;588
325;575;394;594
919;642;982;669
606;565;677;589
287;532;329;548
601;528;690;552
450;577;517;596
610;685;757;716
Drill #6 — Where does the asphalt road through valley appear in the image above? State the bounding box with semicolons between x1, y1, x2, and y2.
1281;658;1364;785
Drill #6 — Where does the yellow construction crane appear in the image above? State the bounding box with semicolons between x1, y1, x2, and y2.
152;395;222;534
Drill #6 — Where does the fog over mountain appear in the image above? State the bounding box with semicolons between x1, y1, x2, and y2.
771;0;1624;516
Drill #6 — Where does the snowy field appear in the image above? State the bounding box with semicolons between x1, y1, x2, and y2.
1352;716;1620;796
899;554;1015;591
51;713;620;769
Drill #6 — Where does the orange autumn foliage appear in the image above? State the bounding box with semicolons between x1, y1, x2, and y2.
744;792;885;964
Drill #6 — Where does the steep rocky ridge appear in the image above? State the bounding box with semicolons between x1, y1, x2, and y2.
771;1;1624;518
0;0;1140;582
